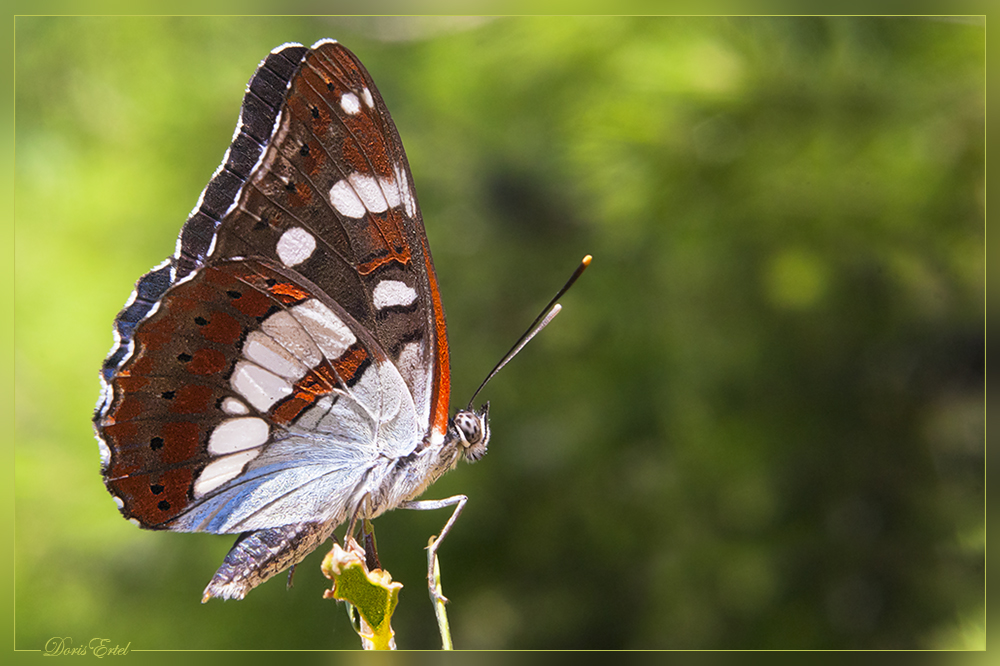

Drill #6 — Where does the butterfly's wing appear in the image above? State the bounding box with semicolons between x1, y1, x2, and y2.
95;41;452;540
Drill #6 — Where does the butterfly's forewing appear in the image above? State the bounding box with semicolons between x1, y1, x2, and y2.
216;42;452;435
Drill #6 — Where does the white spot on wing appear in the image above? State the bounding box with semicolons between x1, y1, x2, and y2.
348;173;388;214
208;417;270;455
331;168;415;220
393;162;417;217
340;92;361;115
329;179;366;218
362;87;374;108
276;226;316;267
231;360;293;411
243;330;308;380
290;299;357;360
373;280;418;309
221;397;250;415
381;175;400;209
193;449;261;498
260;310;323;369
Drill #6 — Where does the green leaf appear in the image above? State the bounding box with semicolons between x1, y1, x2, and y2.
322;540;403;650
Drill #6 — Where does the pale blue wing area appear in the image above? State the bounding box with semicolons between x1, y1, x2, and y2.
170;333;421;534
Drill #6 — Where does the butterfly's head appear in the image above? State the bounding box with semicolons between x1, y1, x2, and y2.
452;402;490;463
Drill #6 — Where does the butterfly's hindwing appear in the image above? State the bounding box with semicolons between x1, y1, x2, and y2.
100;257;425;532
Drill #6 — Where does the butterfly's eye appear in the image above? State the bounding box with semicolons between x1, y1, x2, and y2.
457;413;481;443
454;406;490;463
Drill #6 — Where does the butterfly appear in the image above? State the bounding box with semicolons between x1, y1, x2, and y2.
93;38;499;603
94;38;589;605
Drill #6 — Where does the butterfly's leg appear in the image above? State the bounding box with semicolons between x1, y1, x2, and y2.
399;494;468;605
362;517;382;571
344;494;378;566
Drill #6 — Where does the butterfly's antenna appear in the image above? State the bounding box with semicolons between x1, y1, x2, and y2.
468;255;592;408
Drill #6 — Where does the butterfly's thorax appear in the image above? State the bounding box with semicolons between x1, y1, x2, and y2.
356;439;459;519
364;414;485;514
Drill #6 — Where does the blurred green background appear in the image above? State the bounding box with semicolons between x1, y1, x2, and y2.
15;16;983;650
